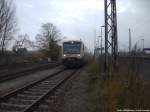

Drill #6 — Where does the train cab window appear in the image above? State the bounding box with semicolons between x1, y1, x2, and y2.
63;42;81;54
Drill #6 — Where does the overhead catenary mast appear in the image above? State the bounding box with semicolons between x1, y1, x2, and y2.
129;28;132;52
104;0;118;71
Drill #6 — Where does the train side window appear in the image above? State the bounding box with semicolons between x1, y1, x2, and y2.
83;45;84;51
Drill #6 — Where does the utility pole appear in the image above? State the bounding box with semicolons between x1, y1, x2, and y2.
94;28;96;57
100;25;105;55
141;39;144;51
129;28;131;52
104;0;118;72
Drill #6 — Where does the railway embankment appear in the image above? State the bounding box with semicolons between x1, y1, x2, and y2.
62;61;101;112
0;59;150;112
62;59;150;112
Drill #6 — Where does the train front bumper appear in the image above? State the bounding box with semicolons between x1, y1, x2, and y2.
62;58;82;68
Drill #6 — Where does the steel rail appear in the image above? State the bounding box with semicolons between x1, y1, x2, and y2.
0;68;79;112
23;69;78;112
0;68;66;102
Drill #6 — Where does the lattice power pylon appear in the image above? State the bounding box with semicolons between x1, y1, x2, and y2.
104;0;118;71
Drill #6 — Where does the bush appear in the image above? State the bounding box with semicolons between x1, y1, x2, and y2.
87;58;150;112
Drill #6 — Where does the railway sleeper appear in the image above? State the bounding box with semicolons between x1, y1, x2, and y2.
40;81;54;84
28;88;49;93
0;103;26;111
22;91;43;96
33;86;53;90
16;94;39;100
36;83;53;86
9;98;35;105
20;92;42;97
1;110;20;112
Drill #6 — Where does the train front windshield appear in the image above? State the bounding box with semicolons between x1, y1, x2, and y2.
63;42;81;54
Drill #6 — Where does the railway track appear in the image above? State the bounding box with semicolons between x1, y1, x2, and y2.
0;62;60;83
0;68;79;112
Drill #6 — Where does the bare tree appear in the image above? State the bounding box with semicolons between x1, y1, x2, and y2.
12;34;34;53
36;23;61;60
0;0;17;54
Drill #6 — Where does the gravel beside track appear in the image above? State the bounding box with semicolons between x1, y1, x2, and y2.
0;62;60;83
0;66;64;96
0;62;59;74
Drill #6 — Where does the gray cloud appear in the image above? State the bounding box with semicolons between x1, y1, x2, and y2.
117;0;150;50
14;0;150;51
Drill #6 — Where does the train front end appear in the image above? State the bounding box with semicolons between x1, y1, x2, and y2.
62;41;83;68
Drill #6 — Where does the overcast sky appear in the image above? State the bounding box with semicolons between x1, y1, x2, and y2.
14;0;150;51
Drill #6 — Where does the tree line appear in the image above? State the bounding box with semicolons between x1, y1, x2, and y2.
0;0;62;61
0;0;17;55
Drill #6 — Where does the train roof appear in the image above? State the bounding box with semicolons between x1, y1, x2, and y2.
62;40;88;50
63;40;83;43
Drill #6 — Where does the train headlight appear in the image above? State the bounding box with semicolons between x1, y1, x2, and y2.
63;54;66;56
77;54;81;57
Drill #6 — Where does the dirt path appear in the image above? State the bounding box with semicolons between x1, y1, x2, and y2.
61;66;101;112
63;68;89;112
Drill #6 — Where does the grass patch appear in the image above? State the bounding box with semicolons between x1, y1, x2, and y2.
86;58;150;112
86;59;102;112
